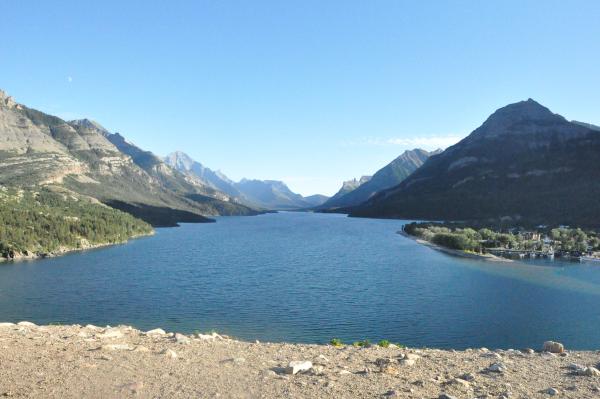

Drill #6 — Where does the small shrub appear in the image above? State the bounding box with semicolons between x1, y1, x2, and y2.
377;339;390;348
330;338;344;347
352;339;370;347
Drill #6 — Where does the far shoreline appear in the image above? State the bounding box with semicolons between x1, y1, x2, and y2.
398;230;513;262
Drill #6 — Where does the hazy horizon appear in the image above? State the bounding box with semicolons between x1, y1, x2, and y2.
2;1;599;196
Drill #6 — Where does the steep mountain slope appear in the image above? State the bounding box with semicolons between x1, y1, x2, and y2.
320;149;437;210
0;89;257;226
165;151;328;210
321;176;371;209
350;99;600;227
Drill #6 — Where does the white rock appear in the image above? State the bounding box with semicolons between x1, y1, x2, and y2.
403;353;421;361
134;345;150;352
161;349;178;359
452;378;470;387
231;357;246;365
577;367;600;377
338;370;352;375
17;321;37;327
145;328;166;336
285;360;313;375
98;328;124;339
400;359;416;366
0;322;16;328
174;333;191;345
102;344;134;351
85;324;101;330
487;362;506;373
544;387;559;396
543;341;564;353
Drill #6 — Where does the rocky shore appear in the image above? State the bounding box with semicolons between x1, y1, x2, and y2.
1;323;600;398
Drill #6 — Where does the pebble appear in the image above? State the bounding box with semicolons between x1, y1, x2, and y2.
458;372;475;381
543;341;564;353
544;387;559;396
285;360;313;375
384;390;400;397
439;394;458;399
400;359;416;366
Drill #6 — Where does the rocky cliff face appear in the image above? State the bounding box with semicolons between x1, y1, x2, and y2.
0;89;258;226
350;99;600;227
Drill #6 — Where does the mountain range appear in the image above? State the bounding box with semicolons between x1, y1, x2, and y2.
0;90;259;226
318;148;439;210
164;151;329;210
350;99;600;227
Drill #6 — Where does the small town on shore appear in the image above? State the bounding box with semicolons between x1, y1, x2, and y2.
403;222;600;263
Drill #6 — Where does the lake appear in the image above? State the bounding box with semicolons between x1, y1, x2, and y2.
1;211;600;349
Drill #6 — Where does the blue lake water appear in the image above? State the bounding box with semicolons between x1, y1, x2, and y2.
1;211;600;349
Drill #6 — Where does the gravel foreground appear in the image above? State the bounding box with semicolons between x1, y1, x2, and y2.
1;323;600;398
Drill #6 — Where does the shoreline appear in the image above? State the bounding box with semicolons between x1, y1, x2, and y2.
1;322;599;398
0;231;155;263
398;230;513;262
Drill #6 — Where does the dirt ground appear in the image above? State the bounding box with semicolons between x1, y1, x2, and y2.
1;322;600;398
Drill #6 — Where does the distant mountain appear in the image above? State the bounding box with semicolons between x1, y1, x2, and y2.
319;148;438;210
303;194;330;207
164;151;242;198
165;151;329;210
321;176;371;209
350;99;600;227
0;89;257;226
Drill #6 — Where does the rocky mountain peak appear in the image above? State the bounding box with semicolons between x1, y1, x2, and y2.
473;99;567;138
0;89;18;109
70;118;110;134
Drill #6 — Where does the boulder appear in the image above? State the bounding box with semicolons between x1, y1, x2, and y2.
543;341;564;353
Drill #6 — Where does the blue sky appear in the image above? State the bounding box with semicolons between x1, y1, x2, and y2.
1;1;599;196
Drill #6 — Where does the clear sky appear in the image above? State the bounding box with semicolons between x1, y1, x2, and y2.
1;1;599;196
